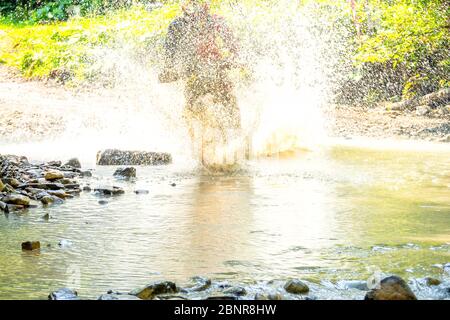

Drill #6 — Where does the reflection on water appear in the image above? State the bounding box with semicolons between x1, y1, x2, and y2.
0;145;449;299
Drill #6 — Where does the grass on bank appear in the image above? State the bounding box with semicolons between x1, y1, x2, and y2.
0;0;448;102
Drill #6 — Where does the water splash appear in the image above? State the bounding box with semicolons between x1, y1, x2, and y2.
1;1;350;167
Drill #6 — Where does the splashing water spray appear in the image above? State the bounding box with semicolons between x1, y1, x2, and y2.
1;0;351;170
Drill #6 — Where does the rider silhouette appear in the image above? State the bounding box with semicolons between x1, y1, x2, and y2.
159;0;240;128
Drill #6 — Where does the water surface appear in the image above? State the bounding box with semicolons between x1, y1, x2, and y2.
0;144;449;299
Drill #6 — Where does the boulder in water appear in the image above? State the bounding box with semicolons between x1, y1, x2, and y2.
21;241;40;251
284;279;309;294
130;281;178;300
113;167;136;179
364;275;417;300
94;186;125;196
64;158;81;169
48;288;79;300
96;149;172;166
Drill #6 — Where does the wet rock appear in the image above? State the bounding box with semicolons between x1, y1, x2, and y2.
94;186;125;196
97;149;172;166
134;189;149;195
425;277;441;286
0;179;4;192
223;286;247;296
2;177;19;188
113;167;136;179
64;158;81;169
47;190;68;199
2;194;30;206
171;183;176;187
42;213;50;220
46;161;62;167
98;200;108;205
130;281;178;300
3;184;15;193
0;201;7;212
21;241;40;251
284;279;310;294
44;170;64;181
20;182;65;190
48;288;79;300
364;275;417;300
184;276;211;292
82;186;91;192
98;294;141;300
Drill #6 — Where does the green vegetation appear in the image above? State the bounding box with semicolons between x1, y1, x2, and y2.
0;0;448;103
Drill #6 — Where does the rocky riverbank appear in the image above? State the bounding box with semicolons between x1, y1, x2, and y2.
48;273;450;300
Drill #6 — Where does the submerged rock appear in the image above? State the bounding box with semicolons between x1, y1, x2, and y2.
96;149;172;166
130;280;178;300
284;279;310;294
364;275;417;300
48;288;79;300
425;277;441;286
223;286;247;296
134;189;149;195
21;241;40;251
64;158;81;169
113;167;136;179
182;276;211;292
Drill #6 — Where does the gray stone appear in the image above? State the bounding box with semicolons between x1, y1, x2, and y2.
135;189;149;195
223;286;247;296
96;149;172;166
94;186;125;196
64;158;81;168
48;288;79;300
113;167;137;179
